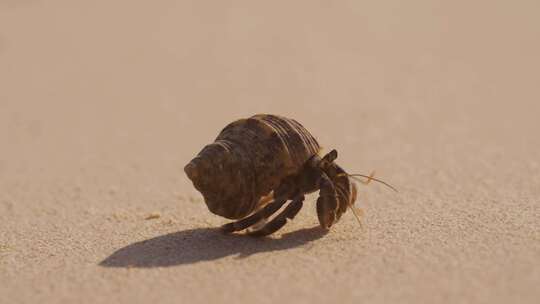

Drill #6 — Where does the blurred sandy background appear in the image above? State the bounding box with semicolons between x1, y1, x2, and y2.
1;1;539;303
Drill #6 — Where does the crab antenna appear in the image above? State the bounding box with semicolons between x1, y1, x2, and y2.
348;203;364;229
348;174;398;193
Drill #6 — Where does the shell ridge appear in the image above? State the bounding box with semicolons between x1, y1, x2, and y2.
286;118;317;162
216;137;259;217
257;115;296;164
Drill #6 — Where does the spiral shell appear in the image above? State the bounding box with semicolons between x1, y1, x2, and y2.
185;114;321;219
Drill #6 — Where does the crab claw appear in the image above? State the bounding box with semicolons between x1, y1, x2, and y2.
316;175;338;229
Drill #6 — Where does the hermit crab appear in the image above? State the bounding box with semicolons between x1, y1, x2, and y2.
184;114;395;236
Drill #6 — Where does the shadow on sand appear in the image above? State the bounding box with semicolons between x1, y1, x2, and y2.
100;226;327;268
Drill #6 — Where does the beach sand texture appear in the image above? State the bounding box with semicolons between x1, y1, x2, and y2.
1;1;539;303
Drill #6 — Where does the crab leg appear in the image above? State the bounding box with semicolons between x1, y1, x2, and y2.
248;195;305;237
221;198;287;233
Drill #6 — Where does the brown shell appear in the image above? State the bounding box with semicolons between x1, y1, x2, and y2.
185;114;321;219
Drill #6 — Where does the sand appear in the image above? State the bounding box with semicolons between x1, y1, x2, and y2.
1;1;539;303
